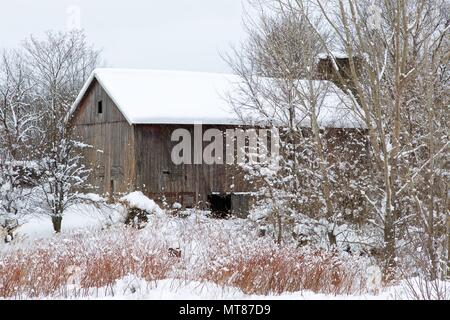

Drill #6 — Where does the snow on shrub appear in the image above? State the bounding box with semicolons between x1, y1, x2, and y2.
172;202;182;210
119;192;164;228
120;191;163;215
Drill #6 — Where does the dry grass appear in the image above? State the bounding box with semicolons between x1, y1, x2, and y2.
201;240;367;296
0;229;176;299
0;222;370;299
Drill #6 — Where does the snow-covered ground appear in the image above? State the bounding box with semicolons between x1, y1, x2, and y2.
15;204;121;240
38;277;411;300
1;193;448;300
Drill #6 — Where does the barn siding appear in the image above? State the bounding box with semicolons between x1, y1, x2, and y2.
134;124;252;206
70;79;136;196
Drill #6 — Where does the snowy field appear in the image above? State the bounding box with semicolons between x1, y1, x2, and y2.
0;193;448;300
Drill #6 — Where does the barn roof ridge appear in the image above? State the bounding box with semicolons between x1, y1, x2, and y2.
68;68;364;128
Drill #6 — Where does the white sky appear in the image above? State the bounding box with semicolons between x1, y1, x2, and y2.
0;0;252;73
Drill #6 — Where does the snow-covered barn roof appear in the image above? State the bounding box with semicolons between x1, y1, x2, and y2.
317;51;349;60
69;68;363;128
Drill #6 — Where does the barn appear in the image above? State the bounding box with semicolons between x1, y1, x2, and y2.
68;68;362;214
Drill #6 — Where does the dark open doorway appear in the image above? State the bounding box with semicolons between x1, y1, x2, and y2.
208;194;231;218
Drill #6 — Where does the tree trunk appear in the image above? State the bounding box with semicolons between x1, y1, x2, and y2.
328;231;337;247
447;215;450;279
52;216;62;233
383;214;396;282
276;208;283;245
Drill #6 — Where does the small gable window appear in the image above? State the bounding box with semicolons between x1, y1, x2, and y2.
97;100;103;114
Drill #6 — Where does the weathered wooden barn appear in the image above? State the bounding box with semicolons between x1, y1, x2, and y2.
68;68;362;213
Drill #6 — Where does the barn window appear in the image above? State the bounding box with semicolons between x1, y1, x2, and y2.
97;100;103;114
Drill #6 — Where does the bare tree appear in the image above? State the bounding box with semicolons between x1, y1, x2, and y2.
0;50;38;239
22;30;100;232
225;2;370;248
284;0;449;280
229;0;448;282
